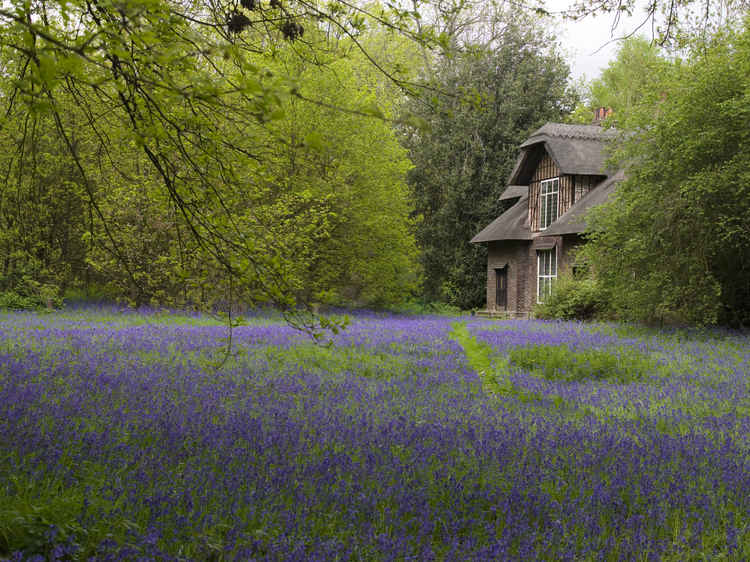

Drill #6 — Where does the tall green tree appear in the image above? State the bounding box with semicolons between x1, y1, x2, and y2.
0;62;96;306
241;36;421;308
403;19;576;308
0;0;427;322
568;36;674;124
581;20;750;326
0;3;421;312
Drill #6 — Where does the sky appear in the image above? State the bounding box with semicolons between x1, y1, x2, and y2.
543;0;650;80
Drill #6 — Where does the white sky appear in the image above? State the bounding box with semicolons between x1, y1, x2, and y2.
543;0;652;81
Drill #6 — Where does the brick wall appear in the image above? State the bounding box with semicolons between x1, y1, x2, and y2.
486;240;530;316
486;234;583;316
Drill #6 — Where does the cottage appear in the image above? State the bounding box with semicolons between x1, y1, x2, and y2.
471;120;622;316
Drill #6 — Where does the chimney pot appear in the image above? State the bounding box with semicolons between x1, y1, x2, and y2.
593;107;613;125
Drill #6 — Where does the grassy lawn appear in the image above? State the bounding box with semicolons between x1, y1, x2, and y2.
1;308;748;560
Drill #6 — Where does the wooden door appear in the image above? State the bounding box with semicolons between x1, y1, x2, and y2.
495;267;507;310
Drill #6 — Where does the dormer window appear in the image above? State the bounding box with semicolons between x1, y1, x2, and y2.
539;178;559;230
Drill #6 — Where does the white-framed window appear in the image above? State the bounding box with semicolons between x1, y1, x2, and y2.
539;178;559;230
537;248;557;303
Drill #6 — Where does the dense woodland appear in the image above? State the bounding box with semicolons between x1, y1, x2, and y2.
0;0;748;326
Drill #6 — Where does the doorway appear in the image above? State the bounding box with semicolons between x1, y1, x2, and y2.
495;267;507;310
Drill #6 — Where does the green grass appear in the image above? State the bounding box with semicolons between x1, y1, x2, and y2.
507;344;661;384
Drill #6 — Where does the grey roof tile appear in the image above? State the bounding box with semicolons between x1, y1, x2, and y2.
509;123;618;183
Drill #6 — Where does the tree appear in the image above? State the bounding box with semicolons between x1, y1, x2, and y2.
567;36;674;124
0;2;423;316
403;16;576;308
549;0;749;46
0;75;92;307
580;19;750;326
248;39;421;308
0;0;431;327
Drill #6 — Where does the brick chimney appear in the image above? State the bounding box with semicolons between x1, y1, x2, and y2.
592;107;613;125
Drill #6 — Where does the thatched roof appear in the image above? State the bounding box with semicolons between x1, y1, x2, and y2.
472;122;624;244
499;185;528;201
509;123;617;184
471;195;532;243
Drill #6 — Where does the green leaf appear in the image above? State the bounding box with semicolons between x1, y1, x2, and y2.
304;131;325;150
360;101;385;119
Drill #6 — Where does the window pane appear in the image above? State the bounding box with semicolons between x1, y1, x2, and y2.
537;248;558;303
539;178;559;229
551;192;558;223
550;249;556;274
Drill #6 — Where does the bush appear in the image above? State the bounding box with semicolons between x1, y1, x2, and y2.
534;276;609;321
0;291;38;310
389;300;464;316
63;283;120;306
508;344;659;383
0;281;62;310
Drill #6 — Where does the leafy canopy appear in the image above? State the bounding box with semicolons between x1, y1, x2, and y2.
0;0;425;325
568;36;674;124
581;19;750;326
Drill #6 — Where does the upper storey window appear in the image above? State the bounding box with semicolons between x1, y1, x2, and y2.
539;177;559;230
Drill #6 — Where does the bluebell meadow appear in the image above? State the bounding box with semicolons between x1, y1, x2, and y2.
0;308;748;560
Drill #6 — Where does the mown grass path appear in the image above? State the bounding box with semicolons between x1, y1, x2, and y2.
449;322;511;396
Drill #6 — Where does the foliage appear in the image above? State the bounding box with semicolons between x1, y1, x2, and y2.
264;49;421;308
558;0;749;46
507;343;659;383
0;2;423;316
0;291;44;310
567;36;675;124
0;0;435;332
403;14;577;309
0;281;61;310
581;21;750;326
0;103;89;305
534;275;610;321
0;477;87;558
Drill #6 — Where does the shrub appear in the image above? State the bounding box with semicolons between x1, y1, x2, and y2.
0;282;61;310
62;283;120;306
534;276;609;321
508;344;659;383
390;300;464;316
0;291;37;310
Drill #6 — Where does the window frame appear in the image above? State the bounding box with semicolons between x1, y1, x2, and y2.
538;177;559;230
536;248;557;303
